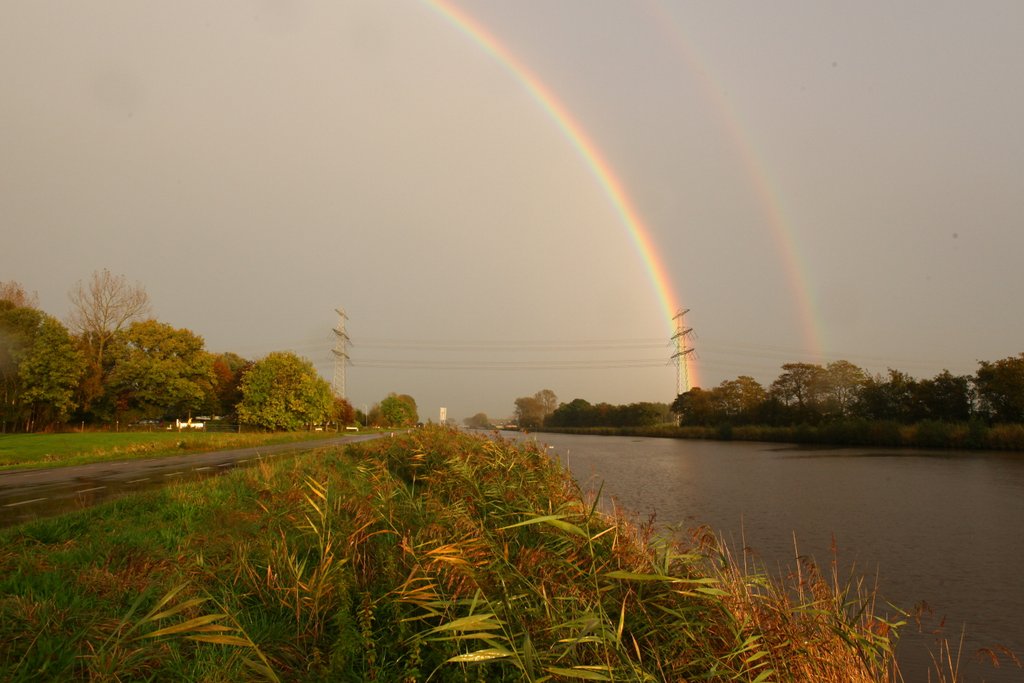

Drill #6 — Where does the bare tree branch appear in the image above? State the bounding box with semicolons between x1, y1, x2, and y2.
67;269;151;368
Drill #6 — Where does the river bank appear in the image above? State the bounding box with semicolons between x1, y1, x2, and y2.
0;426;911;681
538;418;1024;451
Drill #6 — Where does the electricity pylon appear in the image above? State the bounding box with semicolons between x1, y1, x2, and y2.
332;308;350;399
671;308;694;396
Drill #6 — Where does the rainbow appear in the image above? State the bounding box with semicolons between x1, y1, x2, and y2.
426;0;700;388
641;1;825;361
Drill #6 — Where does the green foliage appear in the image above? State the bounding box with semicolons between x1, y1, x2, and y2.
237;351;333;431
378;393;418;427
106;320;216;421
0;431;343;470
549;399;672;428
0;303;85;431
666;356;1024;448
975;353;1024;423
769;362;829;423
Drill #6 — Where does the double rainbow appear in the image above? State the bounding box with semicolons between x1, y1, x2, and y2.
426;2;823;387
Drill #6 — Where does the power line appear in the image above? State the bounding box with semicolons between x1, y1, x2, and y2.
354;338;667;352
350;358;668;371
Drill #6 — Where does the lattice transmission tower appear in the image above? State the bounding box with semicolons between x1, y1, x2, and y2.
332;308;350;399
671;308;695;396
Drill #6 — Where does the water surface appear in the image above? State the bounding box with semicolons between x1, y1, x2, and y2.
514;432;1024;682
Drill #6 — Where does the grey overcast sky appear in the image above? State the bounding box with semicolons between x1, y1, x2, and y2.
3;1;1022;422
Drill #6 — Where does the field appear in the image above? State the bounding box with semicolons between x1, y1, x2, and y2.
0;430;346;470
0;426;920;681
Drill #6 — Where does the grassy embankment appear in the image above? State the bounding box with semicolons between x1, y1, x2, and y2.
543;420;1024;451
0;430;349;471
0;426;910;681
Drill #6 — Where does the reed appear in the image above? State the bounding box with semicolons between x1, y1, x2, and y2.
0;426;932;680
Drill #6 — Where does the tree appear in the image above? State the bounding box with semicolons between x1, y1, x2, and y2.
515;389;558;429
67;269;150;415
975;353;1024;423
0;302;36;427
237;352;333;431
535;389;558;420
856;369;918;422
68;269;150;369
463;412;492;429
332;396;356;427
548;398;595;428
714;376;767;423
914;370;974;422
105;320;216;421
0;281;39;309
379;393;418;427
673;387;718;426
18;315;85;429
614;402;668;427
1;302;84;431
514;395;544;430
209;352;251;416
821;361;868;418
769;363;828;423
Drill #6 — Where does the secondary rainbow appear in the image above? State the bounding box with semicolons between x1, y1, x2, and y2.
642;1;825;361
426;0;700;388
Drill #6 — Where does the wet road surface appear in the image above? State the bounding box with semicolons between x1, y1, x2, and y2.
0;433;382;528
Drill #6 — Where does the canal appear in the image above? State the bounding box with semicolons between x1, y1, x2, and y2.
515;432;1024;682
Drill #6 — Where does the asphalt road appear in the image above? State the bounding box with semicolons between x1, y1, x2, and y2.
0;433;383;528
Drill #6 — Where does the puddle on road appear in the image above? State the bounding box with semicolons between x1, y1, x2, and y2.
0;460;249;528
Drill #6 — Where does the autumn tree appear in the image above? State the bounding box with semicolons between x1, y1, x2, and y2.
0;281;39;309
209;351;251;416
105;320;216;421
237;352;332;431
514;395;543;429
332;396;356;427
67;269;150;415
379;393;418;427
714;376;767;423
515;389;558;429
68;269;151;368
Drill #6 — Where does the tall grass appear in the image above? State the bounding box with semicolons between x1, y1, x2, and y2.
0;426;926;680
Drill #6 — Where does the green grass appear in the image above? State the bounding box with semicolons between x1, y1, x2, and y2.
0;430;347;470
0;426;931;681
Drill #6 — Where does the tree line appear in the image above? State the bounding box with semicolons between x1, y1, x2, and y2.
0;274;418;432
494;355;1024;444
672;358;1024;428
498;389;673;430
